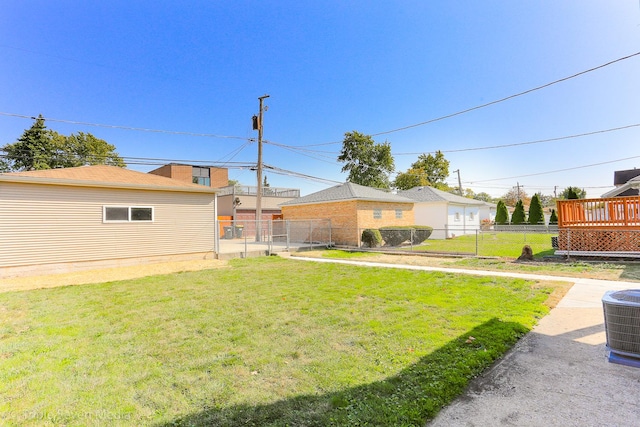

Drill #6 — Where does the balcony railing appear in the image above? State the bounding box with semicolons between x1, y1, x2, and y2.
216;185;300;198
557;196;640;228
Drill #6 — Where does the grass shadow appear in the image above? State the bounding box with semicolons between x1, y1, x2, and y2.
159;318;528;427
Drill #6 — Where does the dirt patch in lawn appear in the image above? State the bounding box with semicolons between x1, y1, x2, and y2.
1;259;228;293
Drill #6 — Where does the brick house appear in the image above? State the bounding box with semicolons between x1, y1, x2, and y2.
280;182;415;246
148;163;229;188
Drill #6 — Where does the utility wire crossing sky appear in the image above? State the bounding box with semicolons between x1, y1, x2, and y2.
1;2;639;198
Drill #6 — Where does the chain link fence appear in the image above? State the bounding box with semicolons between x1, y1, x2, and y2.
354;227;558;258
218;219;640;259
217;219;332;257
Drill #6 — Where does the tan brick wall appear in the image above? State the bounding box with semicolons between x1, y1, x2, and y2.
282;201;357;245
147;164;172;179
169;165;195;184
148;165;193;184
149;165;228;188
356;201;415;230
282;200;414;246
210;167;228;188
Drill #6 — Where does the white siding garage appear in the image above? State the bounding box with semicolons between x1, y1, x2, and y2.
0;165;217;277
397;186;485;239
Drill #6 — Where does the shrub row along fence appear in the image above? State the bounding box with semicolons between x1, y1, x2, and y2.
355;227;558;258
218;220;640;259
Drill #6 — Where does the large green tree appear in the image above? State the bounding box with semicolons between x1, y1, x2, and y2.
337;131;394;189
502;186;530;207
394;150;450;190
2;115;125;171
528;193;545;225
474;192;495;203
561;186;586;200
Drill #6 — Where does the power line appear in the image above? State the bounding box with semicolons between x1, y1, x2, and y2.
394;122;640;155
370;51;640;137
264;164;342;186
266;121;640;158
0;112;252;140
471;155;640;183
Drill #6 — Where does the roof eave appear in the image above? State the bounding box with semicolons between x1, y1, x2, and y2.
0;175;217;194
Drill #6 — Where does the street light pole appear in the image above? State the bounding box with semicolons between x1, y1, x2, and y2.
255;94;269;242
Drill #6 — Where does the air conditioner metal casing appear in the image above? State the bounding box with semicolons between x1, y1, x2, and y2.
603;289;640;364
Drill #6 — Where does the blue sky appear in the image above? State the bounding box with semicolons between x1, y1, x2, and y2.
1;1;639;198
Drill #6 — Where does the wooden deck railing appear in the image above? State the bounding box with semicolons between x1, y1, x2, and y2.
557;196;640;228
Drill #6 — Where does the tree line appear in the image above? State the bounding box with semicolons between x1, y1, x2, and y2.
0;115;124;172
337;130;587;211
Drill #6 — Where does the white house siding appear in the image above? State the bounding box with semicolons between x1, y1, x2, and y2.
414;201;449;239
446;204;480;238
0;182;215;275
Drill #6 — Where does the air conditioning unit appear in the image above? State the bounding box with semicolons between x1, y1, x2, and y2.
603;289;640;368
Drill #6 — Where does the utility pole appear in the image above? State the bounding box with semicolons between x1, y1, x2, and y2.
516;182;521;200
254;94;269;242
453;169;462;196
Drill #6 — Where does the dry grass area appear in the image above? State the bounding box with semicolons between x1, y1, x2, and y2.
0;259;228;293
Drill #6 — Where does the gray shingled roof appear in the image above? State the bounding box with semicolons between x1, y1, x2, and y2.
397;186;486;205
280;182;414;206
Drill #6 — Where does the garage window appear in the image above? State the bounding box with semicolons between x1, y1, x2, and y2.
104;206;154;222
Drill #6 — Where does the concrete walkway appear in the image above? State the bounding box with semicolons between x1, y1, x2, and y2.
291;257;640;427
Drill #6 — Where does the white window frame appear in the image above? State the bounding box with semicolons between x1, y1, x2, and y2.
469;212;475;220
454;212;461;222
395;209;403;219
373;209;382;219
103;206;154;223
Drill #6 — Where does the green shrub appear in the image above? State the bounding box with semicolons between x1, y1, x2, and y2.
528;194;544;225
549;209;558;225
361;228;382;247
379;226;433;246
411;226;433;244
511;200;526;224
495;200;509;225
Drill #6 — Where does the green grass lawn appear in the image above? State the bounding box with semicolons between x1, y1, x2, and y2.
413;232;556;258
0;257;552;426
320;248;640;282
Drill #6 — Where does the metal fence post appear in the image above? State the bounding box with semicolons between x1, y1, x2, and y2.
567;229;571;261
243;221;248;258
475;229;479;256
286;220;290;251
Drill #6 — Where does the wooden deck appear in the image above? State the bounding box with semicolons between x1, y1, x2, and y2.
556;196;640;256
557;196;640;229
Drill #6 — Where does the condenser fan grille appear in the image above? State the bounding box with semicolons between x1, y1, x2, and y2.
603;290;640;359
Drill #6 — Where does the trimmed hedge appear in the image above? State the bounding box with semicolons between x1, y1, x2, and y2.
379;226;433;246
361;228;383;248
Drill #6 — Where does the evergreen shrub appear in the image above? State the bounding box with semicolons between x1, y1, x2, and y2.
361;229;382;247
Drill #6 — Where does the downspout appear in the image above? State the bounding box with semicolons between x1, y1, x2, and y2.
214;193;220;256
